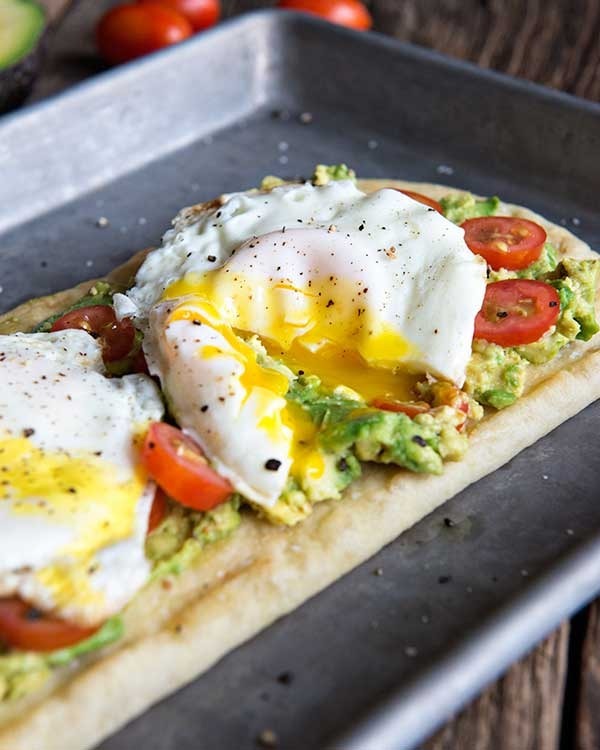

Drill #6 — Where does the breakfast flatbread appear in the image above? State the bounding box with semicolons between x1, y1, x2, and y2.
0;178;598;750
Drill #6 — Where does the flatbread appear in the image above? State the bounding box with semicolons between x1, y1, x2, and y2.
1;180;599;750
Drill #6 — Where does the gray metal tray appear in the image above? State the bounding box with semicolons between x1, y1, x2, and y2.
1;11;599;750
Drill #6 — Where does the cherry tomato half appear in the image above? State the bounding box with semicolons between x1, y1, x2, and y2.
0;598;99;652
397;190;443;214
96;2;193;66
278;0;372;30
50;305;136;364
371;398;430;419
139;0;220;31
461;216;547;271
141;423;232;511
147;488;168;533
474;279;560;347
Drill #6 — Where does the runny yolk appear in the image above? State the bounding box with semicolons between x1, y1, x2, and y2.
0;434;146;609
163;270;419;403
163;268;420;483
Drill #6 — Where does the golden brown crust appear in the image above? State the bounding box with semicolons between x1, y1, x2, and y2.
1;180;599;750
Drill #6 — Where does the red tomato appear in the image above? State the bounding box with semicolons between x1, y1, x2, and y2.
0;598;98;652
427;382;470;430
147;489;168;533
131;349;150;375
50;305;136;364
461;216;547;271
96;2;193;65
474;279;560;347
278;0;372;30
371;398;430;419
139;0;220;31
397;190;443;214
141;423;232;511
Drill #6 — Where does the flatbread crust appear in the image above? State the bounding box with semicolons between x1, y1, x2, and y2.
1;180;599;750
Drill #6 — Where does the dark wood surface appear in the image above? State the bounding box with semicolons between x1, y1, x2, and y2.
32;1;600;748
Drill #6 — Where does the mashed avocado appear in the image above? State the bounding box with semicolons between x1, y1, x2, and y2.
0;617;123;702
0;502;241;704
488;243;559;283
260;175;287;191
33;281;115;333
465;340;527;408
467;250;599;399
553;258;600;341
147;497;242;579
440;193;500;224
312;163;356;186
260;375;469;525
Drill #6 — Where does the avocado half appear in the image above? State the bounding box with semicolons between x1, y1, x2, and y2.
0;0;46;114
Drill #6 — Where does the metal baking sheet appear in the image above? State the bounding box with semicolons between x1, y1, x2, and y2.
1;11;599;750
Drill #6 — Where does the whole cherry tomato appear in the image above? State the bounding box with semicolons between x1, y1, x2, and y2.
96;2;193;65
139;0;220;31
278;0;372;31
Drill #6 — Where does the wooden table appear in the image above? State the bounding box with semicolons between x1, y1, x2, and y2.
34;1;600;747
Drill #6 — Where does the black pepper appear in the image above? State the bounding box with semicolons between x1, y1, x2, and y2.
265;459;282;471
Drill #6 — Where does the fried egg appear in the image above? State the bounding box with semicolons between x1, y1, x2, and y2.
120;180;486;508
0;330;164;625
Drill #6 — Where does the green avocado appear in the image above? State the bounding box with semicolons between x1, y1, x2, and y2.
465;340;528;408
312;163;356;186
261;375;468;525
260;175;287;191
553;258;600;341
148;497;242;580
33;281;115;333
0;617;123;702
0;0;46;113
440;193;500;224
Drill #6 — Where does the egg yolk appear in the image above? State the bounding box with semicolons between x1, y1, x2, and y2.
0;434;146;609
163;270;419;403
163;267;419;484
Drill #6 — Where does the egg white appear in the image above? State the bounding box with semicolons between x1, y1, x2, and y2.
0;330;164;625
119;180;486;508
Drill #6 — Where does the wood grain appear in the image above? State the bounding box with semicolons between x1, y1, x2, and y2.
223;0;600;101
574;606;600;750
39;0;77;23
421;623;570;750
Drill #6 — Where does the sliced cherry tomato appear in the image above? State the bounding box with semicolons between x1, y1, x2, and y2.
51;305;137;364
396;190;443;214
277;0;372;30
131;349;150;375
142;423;232;511
0;598;99;652
371;398;430;419
96;2;193;66
147;488;168;533
474;279;560;347
139;0;219;31
461;216;547;271
427;382;470;430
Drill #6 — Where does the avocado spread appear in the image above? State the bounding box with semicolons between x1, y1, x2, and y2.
0;617;123;702
5;171;598;704
441;194;599;405
312;163;356;186
261;375;469;526
34;281;115;333
440;193;500;224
